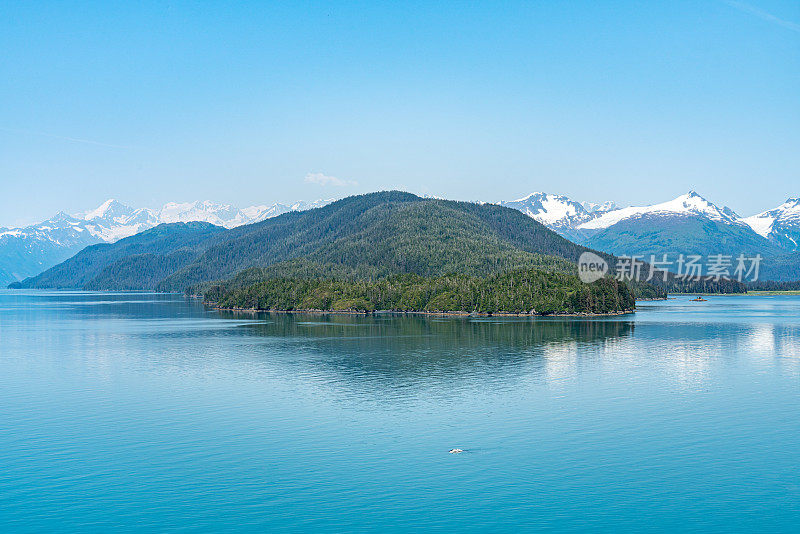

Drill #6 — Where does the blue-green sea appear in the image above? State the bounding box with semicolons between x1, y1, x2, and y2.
1;290;799;532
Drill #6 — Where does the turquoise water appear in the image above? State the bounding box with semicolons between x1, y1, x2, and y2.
1;291;799;532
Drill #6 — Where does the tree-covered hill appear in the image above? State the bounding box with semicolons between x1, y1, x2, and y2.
155;192;605;291
13;192;608;291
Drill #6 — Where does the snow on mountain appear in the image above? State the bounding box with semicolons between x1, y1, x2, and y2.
83;198;137;223
79;200;159;241
0;212;107;285
502;191;778;238
289;199;336;212
153;198;336;228
241;204;287;222
578;191;744;231
1;197;335;286
82;198;336;231
500;192;613;230
721;206;740;219
743;198;800;250
158;201;251;228
580;200;617;214
502;190;798;279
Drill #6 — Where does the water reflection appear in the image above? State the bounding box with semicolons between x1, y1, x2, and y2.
4;291;800;397
215;311;635;395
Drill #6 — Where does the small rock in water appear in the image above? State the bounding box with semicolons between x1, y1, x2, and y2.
448;448;464;454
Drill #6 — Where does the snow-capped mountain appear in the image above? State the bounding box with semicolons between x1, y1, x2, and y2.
502;190;798;280
499;192;616;241
743;198;800;251
239;199;333;224
0;197;334;286
79;199;160;241
6;191;800;287
504;190;784;239
578;191;745;231
0;212;107;285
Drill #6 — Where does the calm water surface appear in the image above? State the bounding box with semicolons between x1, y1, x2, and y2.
1;291;799;532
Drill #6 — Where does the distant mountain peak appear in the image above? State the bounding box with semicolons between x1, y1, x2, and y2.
510;191;548;203
499;192;616;236
51;210;73;220
83;198;135;221
580;200;617;213
575;191;742;231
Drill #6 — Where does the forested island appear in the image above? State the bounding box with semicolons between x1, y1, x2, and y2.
204;269;636;316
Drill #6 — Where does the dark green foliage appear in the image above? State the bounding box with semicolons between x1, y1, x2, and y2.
758;254;800;282
650;276;746;294
747;279;800;291
206;269;635;315
84;250;198;290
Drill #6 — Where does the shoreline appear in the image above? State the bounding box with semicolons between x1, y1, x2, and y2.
742;290;800;296
208;305;636;318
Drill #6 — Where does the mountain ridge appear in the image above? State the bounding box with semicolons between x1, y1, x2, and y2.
0;197;334;286
501;190;799;280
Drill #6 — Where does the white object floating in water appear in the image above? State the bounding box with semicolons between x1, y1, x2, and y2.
449;448;464;454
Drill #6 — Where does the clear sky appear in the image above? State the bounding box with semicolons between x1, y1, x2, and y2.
1;0;798;226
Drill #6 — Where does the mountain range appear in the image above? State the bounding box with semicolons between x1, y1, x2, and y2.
9;190;740;303
0;198;332;286
501;191;800;281
12;192;587;290
14;192;662;314
3;190;799;287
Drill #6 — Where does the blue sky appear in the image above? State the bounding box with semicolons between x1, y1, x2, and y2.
1;0;798;226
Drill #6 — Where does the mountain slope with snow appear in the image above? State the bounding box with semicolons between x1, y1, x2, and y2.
0;212;108;285
499;192;616;242
578;191;743;231
503;190;799;280
743;198;800;251
0;197;334;286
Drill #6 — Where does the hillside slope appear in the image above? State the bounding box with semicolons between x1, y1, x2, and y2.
584;213;783;258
